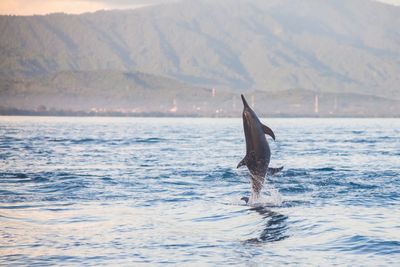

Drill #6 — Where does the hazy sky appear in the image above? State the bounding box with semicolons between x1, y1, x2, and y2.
0;0;175;15
0;0;399;15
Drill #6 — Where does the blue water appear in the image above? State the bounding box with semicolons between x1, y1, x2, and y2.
1;117;399;265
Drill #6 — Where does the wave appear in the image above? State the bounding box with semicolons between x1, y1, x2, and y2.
329;235;400;255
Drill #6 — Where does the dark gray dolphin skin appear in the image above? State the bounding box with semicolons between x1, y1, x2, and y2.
237;94;283;201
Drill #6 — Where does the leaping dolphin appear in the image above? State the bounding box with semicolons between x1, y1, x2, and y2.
237;94;283;204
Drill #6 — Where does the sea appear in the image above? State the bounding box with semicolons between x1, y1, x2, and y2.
0;116;399;266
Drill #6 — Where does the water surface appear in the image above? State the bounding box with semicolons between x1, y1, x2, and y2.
1;117;399;265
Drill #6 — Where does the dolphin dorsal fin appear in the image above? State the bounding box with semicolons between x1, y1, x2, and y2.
261;123;275;141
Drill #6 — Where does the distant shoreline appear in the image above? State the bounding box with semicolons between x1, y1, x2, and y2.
0;111;398;119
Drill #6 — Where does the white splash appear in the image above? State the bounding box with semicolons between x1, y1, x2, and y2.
247;184;283;207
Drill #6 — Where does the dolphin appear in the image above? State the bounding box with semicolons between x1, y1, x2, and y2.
237;94;283;204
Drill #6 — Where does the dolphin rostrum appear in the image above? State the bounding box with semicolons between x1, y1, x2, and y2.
237;94;283;204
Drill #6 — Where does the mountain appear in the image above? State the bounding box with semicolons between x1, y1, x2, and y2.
0;0;399;116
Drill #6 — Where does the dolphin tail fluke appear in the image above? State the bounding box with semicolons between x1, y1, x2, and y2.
267;166;284;176
237;157;247;168
261;123;275;141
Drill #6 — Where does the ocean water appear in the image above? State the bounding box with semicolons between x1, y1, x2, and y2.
0;116;399;266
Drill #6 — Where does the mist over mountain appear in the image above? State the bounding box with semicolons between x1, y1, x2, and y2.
0;0;399;116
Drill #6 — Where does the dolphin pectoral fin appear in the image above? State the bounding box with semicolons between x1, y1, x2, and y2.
267;166;284;175
237;157;247;168
261;124;275;141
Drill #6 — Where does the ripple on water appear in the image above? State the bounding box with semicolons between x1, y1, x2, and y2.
328;235;400;255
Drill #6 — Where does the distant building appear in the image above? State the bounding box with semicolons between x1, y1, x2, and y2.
334;96;338;111
314;94;319;113
170;98;177;113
